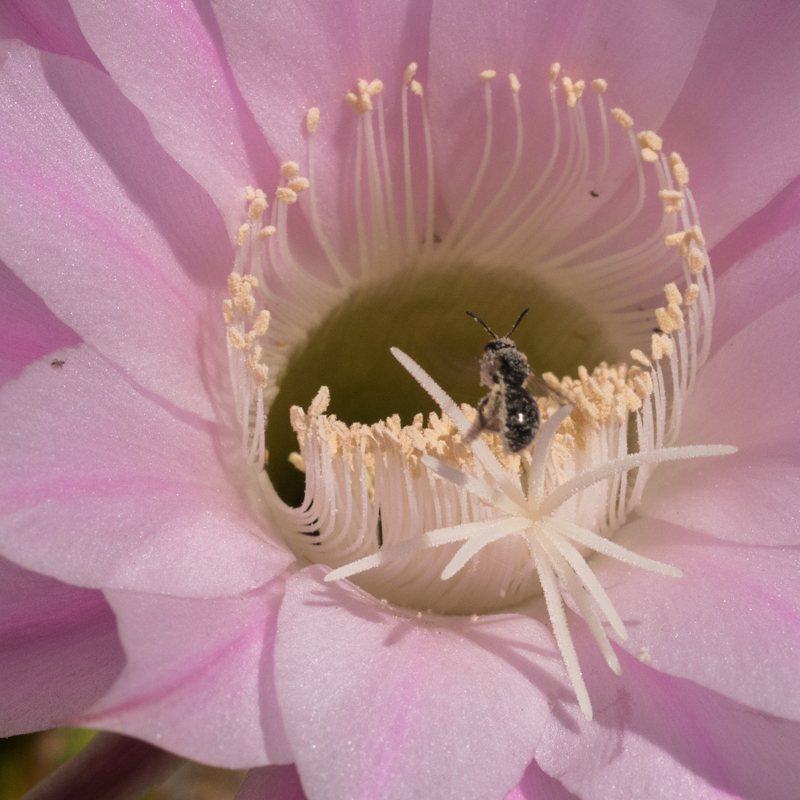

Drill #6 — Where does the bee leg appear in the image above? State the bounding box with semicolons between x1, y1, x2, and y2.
463;395;491;445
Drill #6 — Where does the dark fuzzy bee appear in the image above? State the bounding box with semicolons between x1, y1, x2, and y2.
463;309;541;454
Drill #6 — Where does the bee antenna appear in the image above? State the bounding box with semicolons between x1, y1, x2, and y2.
466;311;497;339
506;308;530;337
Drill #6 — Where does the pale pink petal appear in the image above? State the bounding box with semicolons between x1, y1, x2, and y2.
77;576;291;769
235;766;307;800
0;556;124;737
641;291;800;542
0;345;292;596
504;758;579;800
660;0;800;246
211;0;429;256
275;566;567;800
711;223;800;354
427;0;714;217
0;42;232;418
0;259;81;389
596;518;800;722
70;0;277;233
0;0;103;68
536;625;800;800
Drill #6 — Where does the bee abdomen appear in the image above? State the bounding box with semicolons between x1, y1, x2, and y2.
503;386;540;452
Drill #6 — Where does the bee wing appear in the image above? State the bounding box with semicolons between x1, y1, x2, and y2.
525;371;570;405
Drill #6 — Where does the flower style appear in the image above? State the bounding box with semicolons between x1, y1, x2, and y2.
2;2;800;800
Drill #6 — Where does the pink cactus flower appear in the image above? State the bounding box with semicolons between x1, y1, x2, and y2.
2;2;800;799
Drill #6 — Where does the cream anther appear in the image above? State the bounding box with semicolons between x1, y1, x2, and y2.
244;186;257;201
610;107;634;128
276;187;298;204
561;76;582;108
684;284;700;306
591;78;608;93
669;152;689;185
630;349;651;367
346;90;373;114
658;189;683;214
480;69;497;81
508;73;521;93
309;385;331;416
306;107;320;133
280;162;300;179
404;62;418;85
367;79;383;96
665;231;690;249
637;130;663;152
640;148;659;163
257;225;277;240
287;177;310;194
236;223;250;246
664;282;682;306
288;452;305;472
688;248;705;274
548;62;561;81
572;80;585;98
248;195;268;221
252;309;271;336
410;80;423;97
357;78;369;94
691;225;706;247
229;328;248;351
222;298;234;324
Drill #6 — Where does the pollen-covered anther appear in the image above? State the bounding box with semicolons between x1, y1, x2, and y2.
508;73;521;93
651;332;674;361
247;191;268;221
366;79;383;96
664;282;682;306
561;76;584;108
410;80;424;97
548;62;561;81
658;189;684;214
306;107;320;133
687;247;705;275
630;348;652;367
591;78;608;93
655;304;684;333
404;62;418;85
610;107;634;129
346;89;373;114
480;69;497;81
252;309;271;337
228;328;248;351
684;284;700;306
257;225;277;241
280;161;299;179
276;187;298;204
640;147;659;163
665;230;693;256
236;223;250;247
637;130;663;152
691;224;706;247
287;177;310;194
222;298;234;324
669;152;690;185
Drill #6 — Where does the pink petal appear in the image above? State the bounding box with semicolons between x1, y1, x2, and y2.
70;0;277;233
711;223;800;355
77;576;291;769
536;626;800;800
211;0;428;257
0;345;292;596
236;766;307;800
275;566;567;800
0;42;233;418
0;0;103;69
659;0;800;246
427;0;714;219
0;556;124;737
505;758;579;800
0;259;81;389
641;290;800;542
596;518;800;722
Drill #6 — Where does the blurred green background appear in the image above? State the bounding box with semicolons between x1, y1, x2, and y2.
0;729;245;800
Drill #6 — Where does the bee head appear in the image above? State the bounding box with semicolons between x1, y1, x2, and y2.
468;309;532;387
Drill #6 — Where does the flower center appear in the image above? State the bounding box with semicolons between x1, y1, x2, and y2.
220;62;734;720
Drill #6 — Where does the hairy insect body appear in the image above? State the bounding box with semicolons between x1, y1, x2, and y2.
464;310;542;454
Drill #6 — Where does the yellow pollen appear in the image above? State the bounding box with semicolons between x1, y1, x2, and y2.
410;80;423;97
222;298;234;325
688;248;705;274
404;62;418;85
276;187;298;204
664;282;682;306
480;69;497;81
610;107;634;128
257;225;277;240
548;62;561;81
684;284;700;306
346;90;373;114
244;185;257;201
640;147;659;163
665;231;690;248
287;177;310;194
306;107;320;133
669;152;689;185
229;328;248;351
508;73;521;93
280;162;299;178
367;79;383;95
691;224;706;247
248;196;268;221
288;452;306;473
252;309;271;336
236;223;250;246
637;130;663;151
630;348;651;367
591;78;607;93
357;78;369;94
658;189;684;215
572;79;585;98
